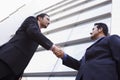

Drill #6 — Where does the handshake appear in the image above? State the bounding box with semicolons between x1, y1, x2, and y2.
52;45;64;58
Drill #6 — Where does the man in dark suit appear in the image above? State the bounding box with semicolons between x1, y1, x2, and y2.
54;23;120;80
0;13;60;80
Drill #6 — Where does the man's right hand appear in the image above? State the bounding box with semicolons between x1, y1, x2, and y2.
51;45;64;58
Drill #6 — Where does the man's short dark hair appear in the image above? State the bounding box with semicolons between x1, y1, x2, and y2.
36;13;49;20
94;23;108;36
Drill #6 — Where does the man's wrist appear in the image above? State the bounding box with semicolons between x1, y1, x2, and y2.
50;44;55;51
61;53;67;60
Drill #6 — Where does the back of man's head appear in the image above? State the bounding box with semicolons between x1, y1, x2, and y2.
94;23;108;36
36;13;49;20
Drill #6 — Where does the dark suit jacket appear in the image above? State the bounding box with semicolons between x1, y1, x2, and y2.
0;16;53;74
63;35;120;80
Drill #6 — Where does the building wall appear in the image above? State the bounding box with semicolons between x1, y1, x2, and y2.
1;0;119;80
111;0;120;35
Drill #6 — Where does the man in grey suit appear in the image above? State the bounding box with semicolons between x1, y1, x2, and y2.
0;13;60;80
54;23;120;80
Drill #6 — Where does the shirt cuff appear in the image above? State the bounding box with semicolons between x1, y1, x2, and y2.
50;44;55;51
61;53;67;60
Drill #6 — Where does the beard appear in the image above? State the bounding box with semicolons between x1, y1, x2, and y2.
90;34;97;40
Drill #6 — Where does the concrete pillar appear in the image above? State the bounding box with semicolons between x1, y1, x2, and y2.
111;0;120;35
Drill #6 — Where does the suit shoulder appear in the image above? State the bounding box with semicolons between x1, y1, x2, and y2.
107;35;120;42
23;16;37;23
26;16;36;20
103;34;120;40
109;34;120;38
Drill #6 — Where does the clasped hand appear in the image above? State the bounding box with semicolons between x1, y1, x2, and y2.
52;45;64;58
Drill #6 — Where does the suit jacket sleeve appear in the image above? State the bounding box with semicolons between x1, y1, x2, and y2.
108;35;120;77
62;54;81;70
25;16;53;50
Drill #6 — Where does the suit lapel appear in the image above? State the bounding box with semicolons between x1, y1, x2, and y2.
87;37;105;50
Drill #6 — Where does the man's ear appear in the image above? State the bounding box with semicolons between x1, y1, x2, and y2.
98;28;103;33
38;17;42;21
